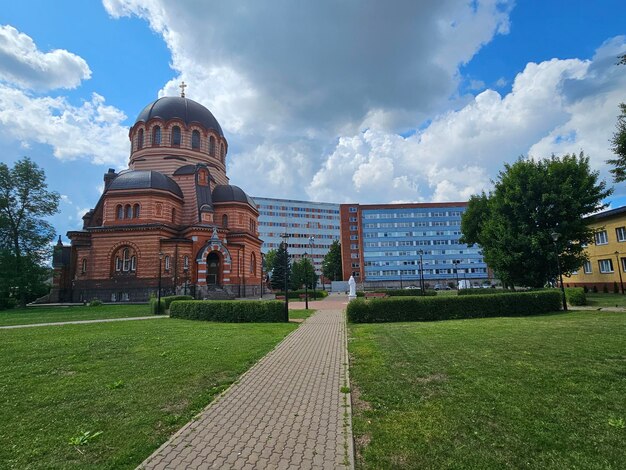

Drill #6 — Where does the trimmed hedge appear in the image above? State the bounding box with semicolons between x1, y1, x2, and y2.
378;289;437;297
459;288;517;296
347;290;562;323
274;290;328;300
170;300;284;322
565;287;586;306
150;295;194;315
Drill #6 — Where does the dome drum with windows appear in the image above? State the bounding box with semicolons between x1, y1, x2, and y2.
57;87;262;303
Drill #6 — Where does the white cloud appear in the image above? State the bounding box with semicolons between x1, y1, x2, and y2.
0;25;91;90
0;85;129;166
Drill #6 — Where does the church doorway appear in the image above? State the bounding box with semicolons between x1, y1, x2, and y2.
206;252;220;285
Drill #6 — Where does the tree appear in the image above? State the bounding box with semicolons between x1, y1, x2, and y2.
263;249;277;275
607;54;626;182
270;242;290;290
461;153;611;288
290;257;318;290
0;157;59;306
322;240;343;281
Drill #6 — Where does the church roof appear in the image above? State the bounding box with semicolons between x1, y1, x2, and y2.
108;170;183;198
135;96;224;136
212;185;257;209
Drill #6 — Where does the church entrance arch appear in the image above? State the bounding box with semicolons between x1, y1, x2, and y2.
206;252;220;285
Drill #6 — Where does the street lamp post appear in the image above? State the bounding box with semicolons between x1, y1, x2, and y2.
281;233;289;322
614;251;624;294
309;236;315;301
157;252;163;312
418;249;425;296
550;231;568;311
303;251;309;310
260;254;265;299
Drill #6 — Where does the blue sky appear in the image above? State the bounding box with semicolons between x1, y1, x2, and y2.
0;0;625;241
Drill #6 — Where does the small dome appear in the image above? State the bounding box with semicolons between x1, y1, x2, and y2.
108;170;183;198
212;185;256;209
135;96;224;136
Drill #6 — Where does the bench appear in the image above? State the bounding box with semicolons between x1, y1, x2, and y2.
364;292;388;299
275;295;285;300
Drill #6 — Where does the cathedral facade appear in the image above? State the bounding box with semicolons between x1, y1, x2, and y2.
54;90;262;301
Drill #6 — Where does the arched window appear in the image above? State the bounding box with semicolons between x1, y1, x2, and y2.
250;252;256;274
152;126;161;145
125;204;132;219
133;204;140;218
131;256;136;271
171;207;176;223
209;136;216;156
165;255;170;271
116;204;123;220
220;143;225;163
81;258;87;274
137;129;144;149
222;214;228;228
114;247;136;274
183;255;189;272
192;130;201;149
171;126;181;146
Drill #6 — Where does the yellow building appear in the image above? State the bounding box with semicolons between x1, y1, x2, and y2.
567;206;626;292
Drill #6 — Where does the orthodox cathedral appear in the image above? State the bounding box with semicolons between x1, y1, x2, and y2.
52;86;262;301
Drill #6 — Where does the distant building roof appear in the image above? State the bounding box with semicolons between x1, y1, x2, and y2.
585;205;626;222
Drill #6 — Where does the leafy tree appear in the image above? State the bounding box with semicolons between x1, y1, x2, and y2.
263;248;277;275
0;157;59;306
290;257;318;290
322;240;343;281
270;242;290;290
461;153;611;288
607;54;626;182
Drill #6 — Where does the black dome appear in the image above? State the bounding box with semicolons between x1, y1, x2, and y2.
108;170;183;198
212;185;256;208
135;96;224;136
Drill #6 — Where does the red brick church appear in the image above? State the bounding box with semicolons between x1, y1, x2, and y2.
52;86;262;301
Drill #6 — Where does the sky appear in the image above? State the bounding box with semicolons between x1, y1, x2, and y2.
1;0;625;241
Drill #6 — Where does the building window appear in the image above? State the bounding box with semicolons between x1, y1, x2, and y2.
621;258;626;273
183;255;189;272
171;126;181;146
155;203;163;216
220;143;225;163
617;227;626;242
598;259;613;273
583;260;592;274
350;225;358;231
152;126;161;145
114;247;136;274
171;207;176;223
250;252;256;274
81;258;87;274
133;204;140;218
349;217;357;222
350;235;358;240
209;136;216;156
116;204;123;220
137;128;144;149
349;207;357;213
125;204;132;219
165;255;170;271
595;230;608;245
222;214;228;228
192;130;201;149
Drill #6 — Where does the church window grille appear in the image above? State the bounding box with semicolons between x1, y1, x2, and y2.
152;126;161;145
156;203;163;216
220;143;225;163
125;204;132;219
116;205;123;220
131;256;136;271
165;255;171;271
133;204;140;218
209;136;216;156
171;207;176;223
250;252;257;274
81;258;87;273
171;126;181;146
137;129;144;149
192;130;201;149
183;256;189;271
222;214;228;228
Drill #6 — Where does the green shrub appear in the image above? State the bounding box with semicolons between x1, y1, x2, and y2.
170;300;284;322
583;286;589;293
565;287;586;306
0;296;16;311
347;290;562;323
592;285;598;293
356;291;365;297
375;289;437;297
274;290;328;300
89;299;103;307
149;297;165;315
459;288;519;296
614;282;620;294
161;295;194;309
603;284;609;293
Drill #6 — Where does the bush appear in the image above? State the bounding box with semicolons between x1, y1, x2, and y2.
170;300;285;322
375;289;437;297
565;287;586;306
583;286;589;293
347;290;562;323
162;295;194;309
89;299;103;307
274;290;328;300
614;282;620;294
0;296;16;311
459;288;518;296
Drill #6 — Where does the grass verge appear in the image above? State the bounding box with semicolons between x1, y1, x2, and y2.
289;308;316;320
586;292;626;308
349;311;626;469
0;319;296;469
0;305;154;327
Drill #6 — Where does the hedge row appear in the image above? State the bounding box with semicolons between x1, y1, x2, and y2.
376;289;437;297
458;288;518;296
565;287;586;306
170;300;284;322
150;295;194;314
274;290;328;299
347;290;562;323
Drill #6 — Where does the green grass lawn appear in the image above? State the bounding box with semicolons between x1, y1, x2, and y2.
586;292;626;308
349;311;626;469
289;308;316;320
0;319;296;469
0;304;155;327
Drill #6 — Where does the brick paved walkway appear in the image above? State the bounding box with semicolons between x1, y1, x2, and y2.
139;303;354;469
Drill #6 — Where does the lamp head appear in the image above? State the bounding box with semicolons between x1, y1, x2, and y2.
550;231;560;242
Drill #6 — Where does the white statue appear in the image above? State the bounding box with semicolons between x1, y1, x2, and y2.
348;275;357;301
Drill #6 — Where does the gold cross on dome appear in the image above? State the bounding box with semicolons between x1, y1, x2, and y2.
179;81;187;97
